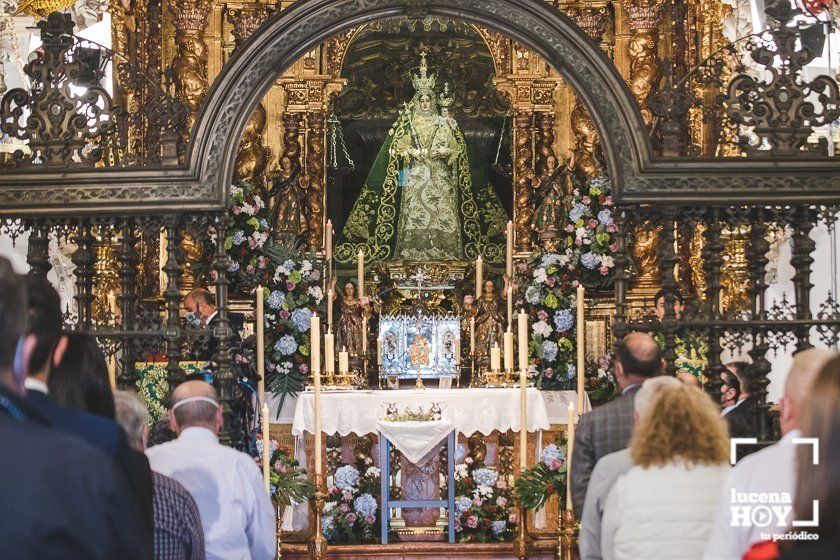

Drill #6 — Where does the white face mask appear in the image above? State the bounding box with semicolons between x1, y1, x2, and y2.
185;311;201;327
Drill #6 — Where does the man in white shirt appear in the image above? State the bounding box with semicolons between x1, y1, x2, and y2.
579;375;682;560
704;348;837;560
146;380;276;560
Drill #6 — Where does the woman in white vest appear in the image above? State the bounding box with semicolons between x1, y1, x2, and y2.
601;383;730;560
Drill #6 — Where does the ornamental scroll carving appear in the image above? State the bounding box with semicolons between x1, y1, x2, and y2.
624;0;666;126
170;0;211;134
513;110;534;253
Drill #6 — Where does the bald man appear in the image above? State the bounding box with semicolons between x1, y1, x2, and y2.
704;348;837;560
145;381;276;560
571;332;664;515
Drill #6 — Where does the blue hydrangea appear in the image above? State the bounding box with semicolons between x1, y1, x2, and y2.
540;253;560;267
274;335;297;355
228;261;240;273
323;514;334;532
334;465;360;490
267;290;285;310
291;307;312;332
354;493;378;517
231;230;246;246
525;285;542;305
282;259;296;272
580;251;599;269
567;363;576;378
472;468;498;488
542;340;558;362
259;218;269;229
540;444;565;467
597;209;613;227
455;496;474;515
492;520;507;535
569;203;587;222
553;309;574;332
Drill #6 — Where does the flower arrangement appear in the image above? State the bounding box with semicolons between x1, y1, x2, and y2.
225;181;271;288
453;456;517;542
516;253;578;391
585;353;618;406
323;459;382;545
256;436;315;506
383;402;443;422
557;175;617;291
514;437;568;511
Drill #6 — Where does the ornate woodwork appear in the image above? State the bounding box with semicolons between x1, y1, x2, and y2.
305;111;326;250
170;0;212;133
512;110;534;253
623;0;666;126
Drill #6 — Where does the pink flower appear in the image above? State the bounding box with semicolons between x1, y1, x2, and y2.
537;310;548;321
248;238;257;249
496;496;508;507
246;265;255;274
466;515;478;528
605;196;613;205
575;238;583;246
588;219;599;229
310;269;321;280
496;479;507;490
465;457;473;465
286;280;296;291
233;206;241;215
565;224;575;233
342;489;353;501
339;503;349;512
509;512;519;524
300;364;309;375
582;196;592;205
330;486;339;495
573;189;580;196
550;459;562;470
600;266;609;276
544;368;554;378
279;310;290;319
345;512;357;524
608;223;618;233
273;460;287;473
473;497;483;507
547;276;556;287
572;280;580;287
609;242;618;252
364;514;376;524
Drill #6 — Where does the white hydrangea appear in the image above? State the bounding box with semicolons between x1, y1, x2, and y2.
307;286;324;304
532;320;553;338
454;464;469;481
533;267;548;284
600;255;615;268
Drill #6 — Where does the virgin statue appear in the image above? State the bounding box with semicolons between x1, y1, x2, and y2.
330;276;370;358
473;279;508;367
336;53;507;263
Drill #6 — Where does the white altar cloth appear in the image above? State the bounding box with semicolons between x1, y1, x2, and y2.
377;420;455;465
290;388;552;437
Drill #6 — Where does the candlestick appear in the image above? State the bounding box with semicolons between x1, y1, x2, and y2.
325;220;333;262
454;339;460;366
506;220;513;279
566;403;576;511
310;313;321;376
327;288;333;328
470;317;475;355
517;309;528;372
256;286;265;408
576;284;585;412
339;347;349;374
507;286;513;329
362;317;368;354
324;329;335;374
262;402;271;493
107;355;116;390
159;230;167;294
504;329;514;371
491;342;501;372
377;336;383;366
357;249;365;299
520;367;528;472
475;254;483;299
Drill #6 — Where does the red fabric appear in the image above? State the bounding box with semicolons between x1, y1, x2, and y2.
743;541;780;560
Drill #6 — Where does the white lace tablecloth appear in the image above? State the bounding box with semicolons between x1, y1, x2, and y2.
377;420;455;465
290;388;551;437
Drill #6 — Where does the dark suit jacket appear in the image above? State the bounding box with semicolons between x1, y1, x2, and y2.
25;389;154;545
571;384;640;516
194;311;243;362
725;395;758;438
0;388;151;560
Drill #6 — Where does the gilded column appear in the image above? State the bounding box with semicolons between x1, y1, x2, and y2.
534;111;556;180
513;110;535;253
281;111;303;176
170;0;212;134
624;0;666;126
229;3;272;184
306;111;326;250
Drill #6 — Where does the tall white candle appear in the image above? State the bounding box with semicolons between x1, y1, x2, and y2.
577;284;585;412
475;255;483;299
470;317;475;355
506;220;514;279
324;329;335;374
454;339;460;366
357;250;365;299
362;317;368;354
517;309;528;372
504;329;514;371
520;367;528;472
377;336;383;366
313;368;322;478
311;312;322;477
507;286;513;329
325;220;333;262
491;342;501;372
327;288;333;328
310;313;321;375
566;403;576;510
262;402;271;493
256;286;265;407
339;347;349;374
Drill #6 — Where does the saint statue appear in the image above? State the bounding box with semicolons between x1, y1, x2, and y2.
532;155;575;248
330;276;370;358
473;279;508;367
266;156;309;243
336;53;507;263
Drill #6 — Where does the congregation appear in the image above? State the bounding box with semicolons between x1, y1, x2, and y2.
1;252;838;560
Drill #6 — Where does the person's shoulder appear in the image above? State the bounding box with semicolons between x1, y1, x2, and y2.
585;389;635;420
733;437;793;474
596;448;633;473
153;471;198;503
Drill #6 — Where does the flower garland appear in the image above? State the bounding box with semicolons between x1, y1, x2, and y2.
323;460;382;544
514;438;568;511
453;456;517;542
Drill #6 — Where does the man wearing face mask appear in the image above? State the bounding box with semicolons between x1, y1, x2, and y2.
0;257;151;559
185;287;242;363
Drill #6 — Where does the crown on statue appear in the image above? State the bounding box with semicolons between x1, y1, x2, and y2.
411;52;437;94
438;83;453;109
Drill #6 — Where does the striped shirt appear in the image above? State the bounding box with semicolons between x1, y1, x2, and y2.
152;471;205;560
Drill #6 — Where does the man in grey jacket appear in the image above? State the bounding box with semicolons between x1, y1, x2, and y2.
571;332;664;514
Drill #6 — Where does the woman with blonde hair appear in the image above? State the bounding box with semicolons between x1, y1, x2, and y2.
601;384;730;560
